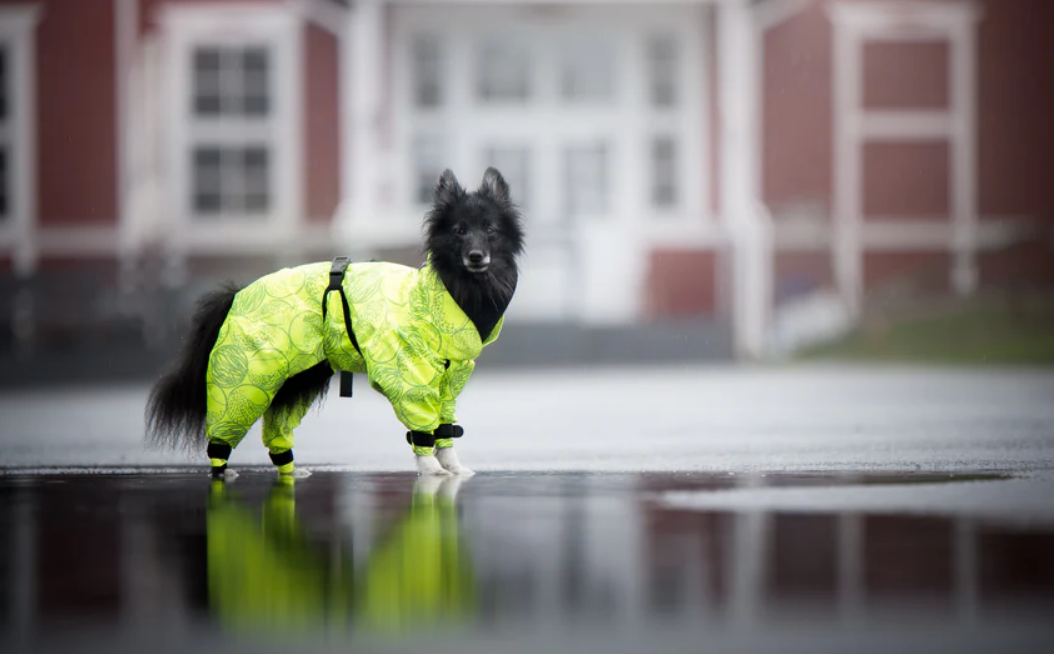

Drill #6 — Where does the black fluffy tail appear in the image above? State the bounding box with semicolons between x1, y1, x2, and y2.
145;283;240;452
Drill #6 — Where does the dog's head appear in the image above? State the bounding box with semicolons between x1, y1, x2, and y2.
424;168;524;278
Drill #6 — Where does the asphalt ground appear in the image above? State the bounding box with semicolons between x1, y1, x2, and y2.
1;365;1053;653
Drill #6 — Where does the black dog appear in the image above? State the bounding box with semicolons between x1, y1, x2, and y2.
146;168;523;477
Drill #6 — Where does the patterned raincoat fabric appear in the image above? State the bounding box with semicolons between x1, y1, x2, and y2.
205;260;502;457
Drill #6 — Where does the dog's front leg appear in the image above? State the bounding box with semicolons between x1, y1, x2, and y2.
435;446;474;476
415;453;453;476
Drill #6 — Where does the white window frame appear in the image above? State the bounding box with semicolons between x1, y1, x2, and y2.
0;5;41;276
160;3;302;256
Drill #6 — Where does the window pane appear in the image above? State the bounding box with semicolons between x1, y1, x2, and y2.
564;143;608;216
193;48;222;76
243;93;269;116
647;36;679;108
413;135;443;205
562;38;615;102
193;47;223;117
651;135;678;209
194;94;222;116
194;192;222;214
413;36;443;108
483;146;530;209
241;48;270;117
477;41;530;103
0;46;8;121
191;146;270;217
242;48;268;74
0;147;8;219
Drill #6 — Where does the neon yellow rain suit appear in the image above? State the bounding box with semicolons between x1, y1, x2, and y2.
205;260;502;471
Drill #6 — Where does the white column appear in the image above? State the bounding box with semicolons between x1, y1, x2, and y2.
718;0;769;358
2;6;42;277
831;18;863;319
340;0;383;250
115;0;138;294
950;19;979;295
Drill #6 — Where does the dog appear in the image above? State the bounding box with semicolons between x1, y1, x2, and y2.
145;168;523;477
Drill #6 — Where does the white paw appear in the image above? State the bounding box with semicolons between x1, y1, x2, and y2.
436;448;475;476
416;455;453;476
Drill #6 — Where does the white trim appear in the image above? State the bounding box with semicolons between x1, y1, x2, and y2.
773;218;1037;252
291;0;348;38
829;1;982;314
34;227;122;256
339;0;383;255
160;3;304;261
115;0;137;291
859;110;953;140
388;0;723;4
719;0;770;358
950;19;979;294
754;0;812;31
0;5;42;277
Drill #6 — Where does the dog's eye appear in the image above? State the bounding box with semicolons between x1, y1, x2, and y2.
454;225;466;236
484;225;496;235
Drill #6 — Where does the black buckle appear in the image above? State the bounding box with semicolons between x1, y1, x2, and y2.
329;256;350;291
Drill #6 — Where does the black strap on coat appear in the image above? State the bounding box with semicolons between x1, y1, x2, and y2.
321;257;360;398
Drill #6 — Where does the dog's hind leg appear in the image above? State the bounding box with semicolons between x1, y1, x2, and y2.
262;402;312;478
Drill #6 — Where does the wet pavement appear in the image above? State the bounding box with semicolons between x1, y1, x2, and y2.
2;365;1054;653
2;470;1053;654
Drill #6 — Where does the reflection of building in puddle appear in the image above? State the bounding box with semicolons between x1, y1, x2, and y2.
638;473;1054;622
205;476;475;635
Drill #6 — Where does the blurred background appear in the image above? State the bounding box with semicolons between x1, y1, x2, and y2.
0;0;1052;385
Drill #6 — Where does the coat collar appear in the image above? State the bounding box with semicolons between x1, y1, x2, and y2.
414;262;504;361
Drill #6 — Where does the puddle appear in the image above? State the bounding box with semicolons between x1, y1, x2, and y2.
1;471;1052;653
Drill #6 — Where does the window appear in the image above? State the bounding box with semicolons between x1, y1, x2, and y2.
476;40;530;103
483;146;530;209
413;135;444;205
561;38;615;102
187;44;274;220
564;142;609;216
413;35;443;108
651;136;678;209
193;46;270;117
192;146;270;216
647;36;679;108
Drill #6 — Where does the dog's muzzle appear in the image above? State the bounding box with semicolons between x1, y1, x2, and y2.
464;251;491;272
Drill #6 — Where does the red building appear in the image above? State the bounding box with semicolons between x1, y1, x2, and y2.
0;0;1050;360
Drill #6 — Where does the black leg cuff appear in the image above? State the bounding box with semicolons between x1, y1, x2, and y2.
269;449;294;467
406;431;436;448
207;442;233;460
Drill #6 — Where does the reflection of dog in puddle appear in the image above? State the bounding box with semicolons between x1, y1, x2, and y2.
205;476;474;634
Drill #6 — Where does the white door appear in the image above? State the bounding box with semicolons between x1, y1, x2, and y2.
392;5;705;324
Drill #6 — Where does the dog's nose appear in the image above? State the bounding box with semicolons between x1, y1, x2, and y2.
468;250;485;264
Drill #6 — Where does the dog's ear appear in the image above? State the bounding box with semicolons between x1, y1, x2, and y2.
434;169;463;207
480;167;510;204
